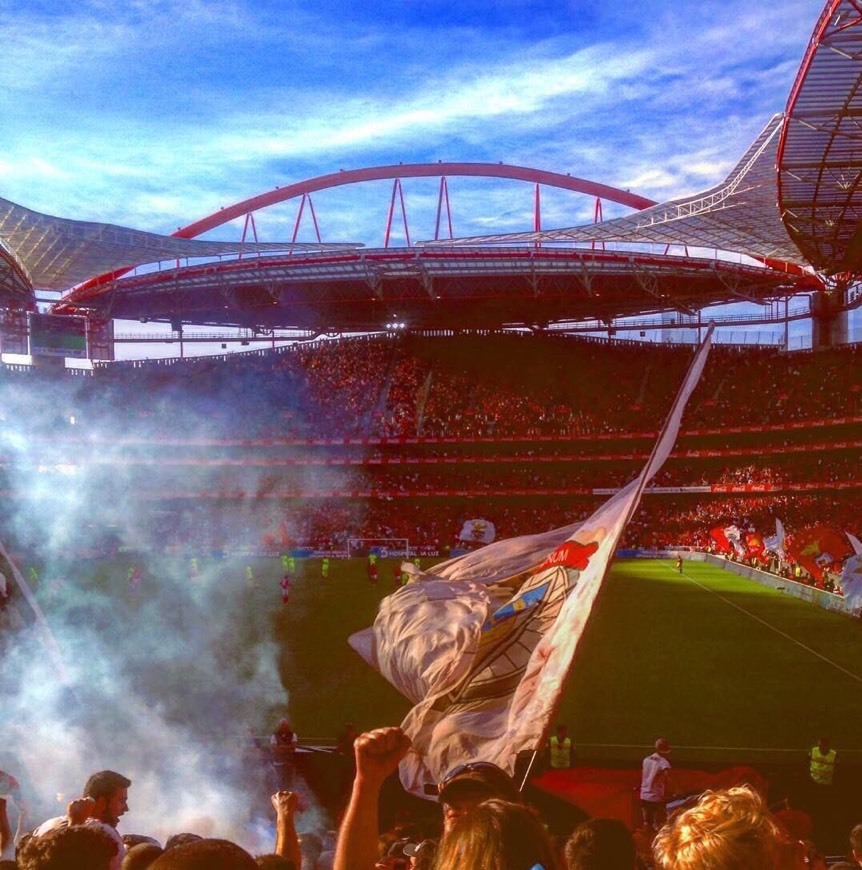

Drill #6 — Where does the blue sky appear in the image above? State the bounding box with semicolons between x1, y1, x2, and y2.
0;0;824;247
0;0;841;358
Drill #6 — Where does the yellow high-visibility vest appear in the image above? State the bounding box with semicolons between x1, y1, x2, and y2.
550;735;572;768
810;746;836;785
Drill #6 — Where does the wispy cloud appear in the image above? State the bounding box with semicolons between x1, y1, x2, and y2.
0;0;824;243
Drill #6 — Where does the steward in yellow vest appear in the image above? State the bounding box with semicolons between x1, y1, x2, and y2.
549;724;573;768
809;737;836;785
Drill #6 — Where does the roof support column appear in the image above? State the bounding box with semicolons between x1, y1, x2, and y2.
811;288;850;348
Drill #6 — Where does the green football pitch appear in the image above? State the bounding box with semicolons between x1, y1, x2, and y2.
267;555;862;768
34;554;862;769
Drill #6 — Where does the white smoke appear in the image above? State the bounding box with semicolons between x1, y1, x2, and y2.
0;363;336;852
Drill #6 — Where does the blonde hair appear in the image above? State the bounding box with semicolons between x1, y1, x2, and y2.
652;785;781;870
433;798;558;870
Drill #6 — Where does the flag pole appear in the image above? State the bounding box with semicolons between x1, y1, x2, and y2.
610;322;715;546
518;748;540;793
525;323;715;785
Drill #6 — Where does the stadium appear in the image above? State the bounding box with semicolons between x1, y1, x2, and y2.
1;0;862;866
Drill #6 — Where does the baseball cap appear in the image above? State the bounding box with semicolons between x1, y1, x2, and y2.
437;761;521;804
654;738;672;754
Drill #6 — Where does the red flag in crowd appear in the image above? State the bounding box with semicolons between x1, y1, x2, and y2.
787;525;852;583
709;526;731;554
745;532;765;561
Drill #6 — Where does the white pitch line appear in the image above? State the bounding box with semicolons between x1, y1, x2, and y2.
573;742;844;753
671;562;862;688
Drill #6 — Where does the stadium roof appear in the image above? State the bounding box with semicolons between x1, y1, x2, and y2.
778;0;862;275
44;127;816;331
0;195;354;302
425;115;807;269
7;145;809;330
3;0;860;332
50;245;811;332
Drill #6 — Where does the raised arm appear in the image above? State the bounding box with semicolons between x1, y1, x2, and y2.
333;726;412;870
271;790;302;870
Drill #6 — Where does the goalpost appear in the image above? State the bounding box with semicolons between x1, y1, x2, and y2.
347;537;411;559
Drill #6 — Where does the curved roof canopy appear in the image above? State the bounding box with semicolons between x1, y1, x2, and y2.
46;157;815;331
425;116;806;271
0;237;32;303
778;0;862;274
54;162;657;313
52;245;809;333
0;196;354;297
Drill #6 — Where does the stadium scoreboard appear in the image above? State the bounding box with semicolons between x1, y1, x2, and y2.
28;313;88;359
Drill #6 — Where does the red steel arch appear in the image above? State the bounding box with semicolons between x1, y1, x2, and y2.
175;162;657;239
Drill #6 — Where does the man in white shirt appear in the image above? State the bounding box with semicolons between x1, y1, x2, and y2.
32;769;131;870
640;738;672;831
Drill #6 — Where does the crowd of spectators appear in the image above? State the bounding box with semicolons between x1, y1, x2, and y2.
3;332;862;442
0;768;307;870
49;440;861;503
683;342;862;429
127;489;858;568
621;493;860;552
4;737;862;869
1;331;860;567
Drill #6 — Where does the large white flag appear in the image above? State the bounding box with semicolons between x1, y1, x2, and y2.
724;525;746;558
350;326;713;797
763;518;786;560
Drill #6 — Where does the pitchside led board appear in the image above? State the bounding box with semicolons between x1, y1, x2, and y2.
28;313;88;360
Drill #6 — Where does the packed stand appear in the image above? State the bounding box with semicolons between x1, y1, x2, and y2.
2;333;862;444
